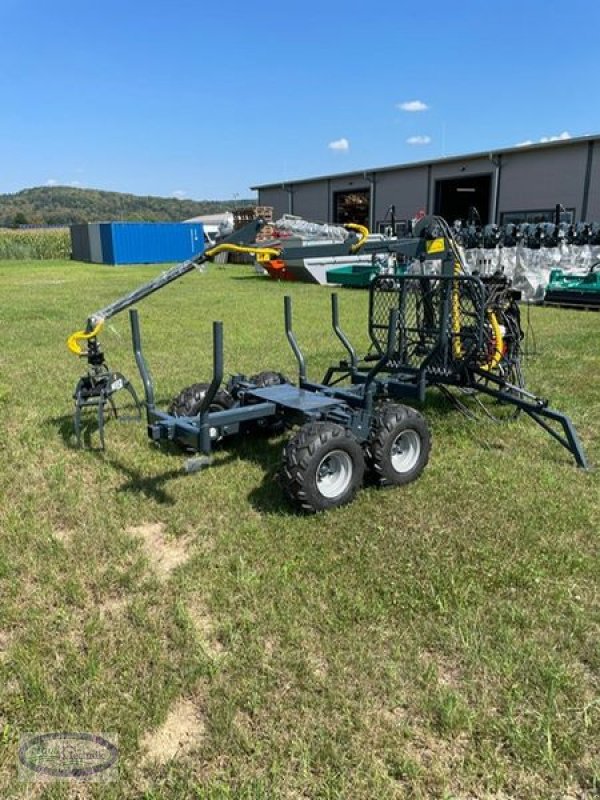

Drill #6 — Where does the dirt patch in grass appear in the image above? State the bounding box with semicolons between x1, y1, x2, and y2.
0;630;10;661
379;703;411;727
97;594;129;619
141;696;206;766
127;522;189;578
305;647;328;680
263;637;275;658
420;648;463;689
52;527;72;543
402;727;470;771
187;598;225;657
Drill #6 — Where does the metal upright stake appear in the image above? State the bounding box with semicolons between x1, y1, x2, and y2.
198;321;224;454
129;309;155;409
284;296;307;383
331;294;358;370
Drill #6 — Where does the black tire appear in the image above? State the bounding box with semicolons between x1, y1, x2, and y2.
168;382;234;417
249;370;289;389
168;383;234;447
242;370;289;436
281;421;365;513
368;404;430;487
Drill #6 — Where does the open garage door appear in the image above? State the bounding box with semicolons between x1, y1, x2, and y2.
333;189;370;226
434;174;492;224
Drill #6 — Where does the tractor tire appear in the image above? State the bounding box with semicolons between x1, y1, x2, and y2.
168;383;235;449
242;370;289;436
281;421;365;513
367;404;430;487
250;370;289;389
168;382;234;417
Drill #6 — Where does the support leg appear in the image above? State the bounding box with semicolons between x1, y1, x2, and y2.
97;398;106;451
74;398;83;448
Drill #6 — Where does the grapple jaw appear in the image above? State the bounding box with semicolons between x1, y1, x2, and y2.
72;338;141;450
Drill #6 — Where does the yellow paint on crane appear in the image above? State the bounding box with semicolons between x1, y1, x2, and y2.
67;321;104;356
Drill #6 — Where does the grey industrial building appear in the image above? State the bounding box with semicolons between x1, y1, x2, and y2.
252;134;600;233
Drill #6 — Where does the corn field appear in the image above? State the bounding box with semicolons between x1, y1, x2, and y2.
0;227;70;260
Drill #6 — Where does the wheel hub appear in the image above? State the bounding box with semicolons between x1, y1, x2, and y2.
390;429;421;473
316;450;353;499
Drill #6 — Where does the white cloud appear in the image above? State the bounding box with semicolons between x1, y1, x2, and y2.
328;137;349;152
516;131;571;147
70;180;81;187
397;100;429;112
406;135;431;145
46;178;58;186
540;131;571;143
172;189;187;199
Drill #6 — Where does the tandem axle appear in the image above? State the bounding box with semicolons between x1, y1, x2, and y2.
130;292;432;512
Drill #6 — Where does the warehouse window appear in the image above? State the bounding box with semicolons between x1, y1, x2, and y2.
333;190;370;226
500;208;575;225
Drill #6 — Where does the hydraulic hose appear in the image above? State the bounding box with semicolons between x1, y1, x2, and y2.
346;223;370;253
452;261;463;359
204;242;281;262
484;310;504;371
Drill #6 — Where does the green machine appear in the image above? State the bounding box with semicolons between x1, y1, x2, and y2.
326;263;407;289
544;263;600;309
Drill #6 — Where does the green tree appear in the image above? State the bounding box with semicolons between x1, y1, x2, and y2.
13;212;28;227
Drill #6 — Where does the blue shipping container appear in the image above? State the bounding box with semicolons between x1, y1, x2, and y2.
98;222;205;265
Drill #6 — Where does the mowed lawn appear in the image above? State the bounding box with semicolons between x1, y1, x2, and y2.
0;259;598;799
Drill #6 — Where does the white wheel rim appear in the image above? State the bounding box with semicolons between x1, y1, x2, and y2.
316;450;353;499
390;429;421;473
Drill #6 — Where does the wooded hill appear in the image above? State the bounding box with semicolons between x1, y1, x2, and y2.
0;186;254;227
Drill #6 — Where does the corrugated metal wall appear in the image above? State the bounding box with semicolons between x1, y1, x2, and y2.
257;187;289;219
497;144;588;220
256;139;600;225
292;183;330;222
375;167;428;224
587;147;600;220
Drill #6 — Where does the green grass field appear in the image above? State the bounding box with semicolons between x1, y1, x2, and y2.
1;259;599;799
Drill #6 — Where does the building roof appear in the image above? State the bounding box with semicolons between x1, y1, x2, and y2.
251;133;600;190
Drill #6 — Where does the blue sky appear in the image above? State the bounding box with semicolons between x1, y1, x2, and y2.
2;0;599;199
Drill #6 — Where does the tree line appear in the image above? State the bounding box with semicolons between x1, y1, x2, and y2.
0;186;254;227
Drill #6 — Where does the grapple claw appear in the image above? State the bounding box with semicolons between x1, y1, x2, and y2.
72;367;142;449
